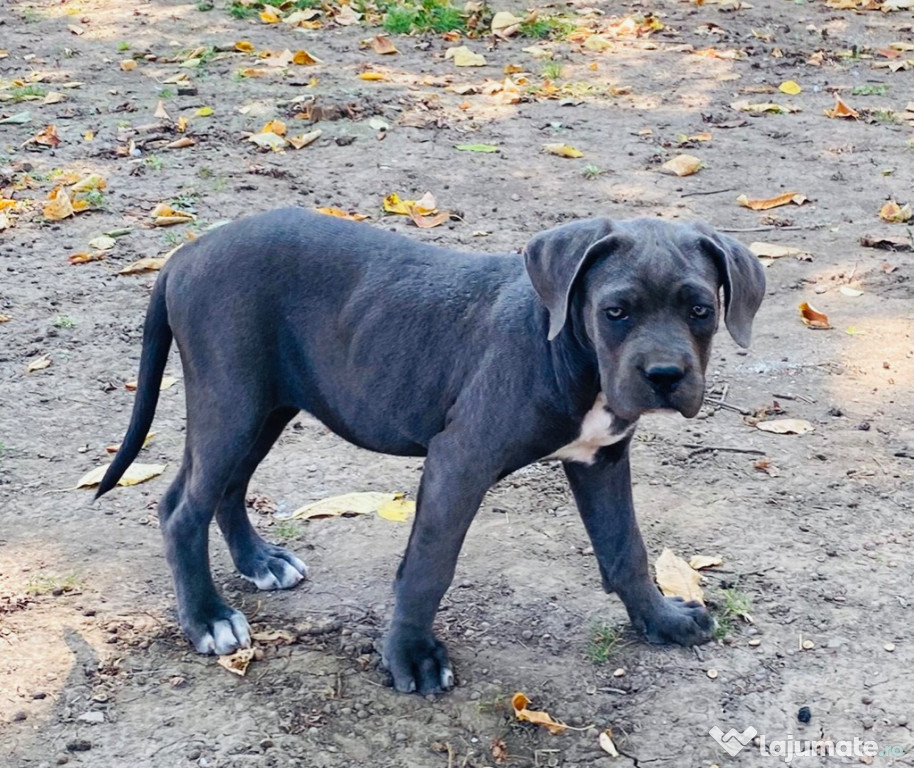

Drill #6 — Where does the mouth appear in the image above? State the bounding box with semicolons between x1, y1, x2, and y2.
609;382;705;421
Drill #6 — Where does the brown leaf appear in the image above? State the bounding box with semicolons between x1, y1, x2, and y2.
798;301;832;329
407;207;450;229
879;200;913;223
689;554;723;570
756;419;814;435
660;154;702;176
26;355;52;373
824;95;859;119
217;647;256;676
68;251;105;265
43;187;75;220
737;192;807;211
753;458;781;476
119;257;168;274
654;548;704;604
511;692;567;735
370;35;398;55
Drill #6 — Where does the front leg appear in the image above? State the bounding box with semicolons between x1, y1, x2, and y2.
383;430;497;694
563;439;713;646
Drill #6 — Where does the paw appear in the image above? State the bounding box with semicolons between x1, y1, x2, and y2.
238;543;308;591
634;596;713;646
381;626;454;695
182;606;252;655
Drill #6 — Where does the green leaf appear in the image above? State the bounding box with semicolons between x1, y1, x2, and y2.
454;143;499;153
0;111;32;125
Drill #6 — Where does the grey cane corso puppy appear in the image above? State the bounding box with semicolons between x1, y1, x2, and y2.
97;209;764;694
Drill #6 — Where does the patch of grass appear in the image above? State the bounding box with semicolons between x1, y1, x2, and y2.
196;1;214;10
116;41;131;51
519;15;575;40
171;192;198;211
872;109;899;124
541;60;564;80
163;229;185;247
158;87;175;99
145;155;164;171
583;164;604;179
26;573;80;596
229;0;319;16
713;588;752;640
586;619;626;664
6;84;47;103
82;188;106;209
229;2;257;18
852;84;889;96
272;521;302;541
21;7;43;23
53;315;76;329
381;0;467;34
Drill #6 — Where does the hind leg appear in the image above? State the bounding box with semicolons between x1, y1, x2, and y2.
158;404;268;655
215;407;308;591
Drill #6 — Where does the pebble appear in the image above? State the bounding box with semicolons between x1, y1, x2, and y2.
613;668;625;677
884;642;896;652
897;717;908;727
65;740;91;753
802;639;815;650
12;711;27;722
707;669;718;679
861;695;873;705
258;739;273;750
394;732;407;742
798;706;811;724
748;638;761;647
862;717;874;730
54;756;69;766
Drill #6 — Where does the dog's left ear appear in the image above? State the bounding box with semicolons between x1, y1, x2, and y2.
524;218;628;341
693;225;766;348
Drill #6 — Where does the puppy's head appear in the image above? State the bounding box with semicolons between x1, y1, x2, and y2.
523;218;765;421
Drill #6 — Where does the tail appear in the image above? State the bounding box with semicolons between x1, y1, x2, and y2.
95;272;173;498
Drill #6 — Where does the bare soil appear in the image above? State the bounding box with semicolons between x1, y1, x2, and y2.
1;0;913;766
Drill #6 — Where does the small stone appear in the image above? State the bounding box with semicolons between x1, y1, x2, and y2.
31;691;47;700
797;706;811;724
186;749;201;760
613;667;625;677
394;732;407;742
258;739;274;750
77;711;105;724
706;669;718;679
12;710;27;722
861;695;873;705
748;638;761;647
897;717;908;727
802;639;815;650
862;717;874;730
54;756;69;766
884;642;895;652
65;740;91;753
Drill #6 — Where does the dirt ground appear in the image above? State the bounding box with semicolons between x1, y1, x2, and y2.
1;0;913;765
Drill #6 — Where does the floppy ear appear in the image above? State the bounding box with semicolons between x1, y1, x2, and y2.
694;225;766;348
523;218;625;341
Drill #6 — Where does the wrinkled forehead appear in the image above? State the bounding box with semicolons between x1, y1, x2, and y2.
581;222;720;300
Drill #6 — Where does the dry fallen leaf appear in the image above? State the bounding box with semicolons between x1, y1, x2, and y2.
408;208;450;229
315;207;369;221
26;355;52;373
749;242;810;261
76;462;167;489
654;548;704;604
798;301;832;329
292;50;322;66
778;80;802;95
260;6;281;23
287;129;322;149
543;143;583;158
599;729;620;757
235;40;255;53
120;59;137;72
737;192;807;211
88;234;116;251
370;35;398;55
753;458;781;477
756;419;814;435
125;375;177;391
730;100;799;114
383;192;437;216
358;71;389;81
151;202;196;227
217;647;256;676
289;491;401;520
377;495;416;522
43;187;75;220
511;692;567;735
839;285;863;297
660;154;702;176
689;554;723;570
68;252;104;265
107;432;155;453
119;258;168;275
879;200;913;223
859;235;911;251
445;46;486;67
824;95;858;119
248;131;287;151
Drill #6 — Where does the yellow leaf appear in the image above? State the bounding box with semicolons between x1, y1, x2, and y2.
235;40;255;53
287;129;322;149
119;257;168;274
543;143;583;158
216;647;256;677
76;462;167;489
292;50;322;66
83;130;94;141
377;496;416;522
689;555;723;570
737;192;806;211
584;35;613;52
778;80;802;95
511;692;567;735
196;106;214;117
26;355;52;373
289;491;399;520
107;432;156;453
315;207;369;221
798;301;831;329
879;200;913;223
491;11;522;35
262;119;287;136
70;174;106;193
654;548;704;604
383;192;437;216
730;100;798;114
260;6;281;23
359;71;389;81
285;9;322;26
660;154;702;176
749;242;809;260
756;419;814;435
445;46;486;67
0;314;11;323
43;187;75;220
43;91;66;105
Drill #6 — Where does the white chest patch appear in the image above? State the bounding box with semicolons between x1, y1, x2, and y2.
546;393;637;465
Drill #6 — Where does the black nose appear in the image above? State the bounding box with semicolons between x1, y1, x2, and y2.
644;364;686;393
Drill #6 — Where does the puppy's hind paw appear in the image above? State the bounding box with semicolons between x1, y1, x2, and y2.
239;543;308;591
186;609;252;656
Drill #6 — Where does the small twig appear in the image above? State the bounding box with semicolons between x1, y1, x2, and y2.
685;445;766;458
704;396;752;415
773;392;815;403
716;224;825;233
681;187;736;198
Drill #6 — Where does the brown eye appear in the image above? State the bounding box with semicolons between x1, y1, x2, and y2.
605;307;628;321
